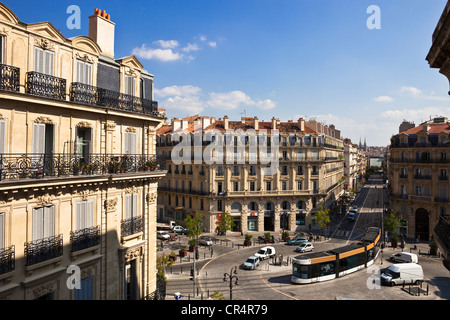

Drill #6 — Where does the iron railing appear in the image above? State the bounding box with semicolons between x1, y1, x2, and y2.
121;216;143;237
0;153;159;181
0;64;20;92
24;234;63;266
26;71;67;101
70;226;101;252
71;83;159;116
0;245;15;274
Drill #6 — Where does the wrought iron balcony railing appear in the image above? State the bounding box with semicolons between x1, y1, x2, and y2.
121;216;143;237
24;234;63;266
0;245;15;274
70;226;101;252
0;153;159;181
0;64;20;92
434;214;450;251
71;83;159;116
26;71;67;101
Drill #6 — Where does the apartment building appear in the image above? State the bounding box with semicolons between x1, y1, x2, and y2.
388;117;450;241
156;115;346;234
0;4;165;300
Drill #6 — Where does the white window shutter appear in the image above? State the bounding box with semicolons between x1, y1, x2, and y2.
0;212;4;250
44;51;54;76
86;200;94;228
132;193;138;218
34;47;44;73
32;123;45;155
76;201;85;230
86;64;92;85
43;206;55;238
125;194;132;220
32;207;44;241
0;119;6;154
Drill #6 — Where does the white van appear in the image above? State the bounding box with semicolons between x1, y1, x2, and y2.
390;252;418;264
255;246;276;260
380;263;424;286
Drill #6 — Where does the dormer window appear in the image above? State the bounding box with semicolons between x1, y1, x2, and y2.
34;46;54;75
124;75;134;96
76;60;92;85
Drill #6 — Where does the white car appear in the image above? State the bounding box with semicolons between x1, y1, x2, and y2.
173;225;184;233
199;236;213;246
390;252;418;264
157;231;170;240
254;246;276;260
243;256;260;270
295;242;314;253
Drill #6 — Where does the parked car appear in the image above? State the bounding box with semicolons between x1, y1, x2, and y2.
243;256;260;270
199;236;213;246
380;263;424;286
173;225;184;233
295;242;314;253
288;237;308;246
390;252;418;264
254;246;276;260
181;228;191;235
157;231;170;240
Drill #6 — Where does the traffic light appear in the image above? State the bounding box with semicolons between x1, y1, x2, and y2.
190;268;194;281
400;219;408;227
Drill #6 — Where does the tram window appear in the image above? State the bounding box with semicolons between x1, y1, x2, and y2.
293;264;309;279
319;262;335;276
367;249;375;260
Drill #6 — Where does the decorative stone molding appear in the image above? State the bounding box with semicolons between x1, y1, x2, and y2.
76;52;94;64
146;191;157;204
35;194;55;207
34;116;53;124
125;68;136;77
105;122;116;131
76;121;93;128
124;247;143;264
34;38;55;51
74;189;92;201
125;127;137;133
125;186;138;195
32;283;55;299
0;113;4;120
104;198;118;212
0;28;9;36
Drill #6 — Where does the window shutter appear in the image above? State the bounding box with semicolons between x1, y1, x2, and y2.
0;119;6;154
43;206;55;238
125;194;132;220
32;123;46;155
76;201;85;230
86;200;94;228
34;47;44;73
32;207;44;241
132;193;138;218
44;50;54;76
77;60;84;83
124;132;137;155
0;212;4;250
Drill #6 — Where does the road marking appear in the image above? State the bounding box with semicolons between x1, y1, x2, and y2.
259;273;300;300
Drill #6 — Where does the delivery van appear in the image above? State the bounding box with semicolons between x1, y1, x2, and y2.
380;263;424;286
390;252;418;264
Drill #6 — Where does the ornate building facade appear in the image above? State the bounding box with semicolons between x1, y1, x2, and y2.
156;115;346;234
0;4;165;299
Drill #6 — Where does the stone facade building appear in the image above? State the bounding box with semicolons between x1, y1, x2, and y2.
0;4;165;300
156;115;347;234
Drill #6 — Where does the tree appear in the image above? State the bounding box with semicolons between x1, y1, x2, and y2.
184;211;204;241
218;212;235;238
384;211;401;236
314;206;331;234
157;253;175;284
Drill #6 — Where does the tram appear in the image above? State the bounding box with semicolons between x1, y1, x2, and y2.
291;227;381;284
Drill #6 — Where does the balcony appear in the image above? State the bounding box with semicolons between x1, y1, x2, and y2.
70;226;101;252
0;153;160;182
434;214;450;252
26;71;66;101
0;64;20;92
24;234;63;266
121;216;143;237
71;83;159;116
0;245;15;274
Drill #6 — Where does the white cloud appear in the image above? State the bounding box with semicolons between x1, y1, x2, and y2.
182;43;201;53
155;85;202;98
207;91;276;110
400;86;422;97
208;41;217;48
374;96;393;103
199;35;207;42
153;40;179;49
132;45;182;62
380;106;450;123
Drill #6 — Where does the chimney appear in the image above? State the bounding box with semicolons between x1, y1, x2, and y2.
89;8;115;58
172;118;181;131
254;117;259;130
298;118;305;132
202;117;211;129
181;119;188;130
224;116;229;130
271;117;277;130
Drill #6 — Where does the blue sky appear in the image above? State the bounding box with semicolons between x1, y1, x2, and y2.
4;0;449;146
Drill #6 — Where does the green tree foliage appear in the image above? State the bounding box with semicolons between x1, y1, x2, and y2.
184;211;204;240
383;211;402;235
314;206;331;232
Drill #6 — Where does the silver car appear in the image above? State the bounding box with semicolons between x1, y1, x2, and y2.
243;256;260;270
295;242;314;253
199;236;213;246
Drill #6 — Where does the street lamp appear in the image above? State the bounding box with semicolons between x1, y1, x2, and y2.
223;266;239;300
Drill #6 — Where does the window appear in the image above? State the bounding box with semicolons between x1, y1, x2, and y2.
217;200;222;212
0;119;5;154
415;186;421;196
124;131;137;155
233;182;239;192
0;36;4;64
216;166;223;176
249;166;256;176
76;200;94;231
282;181;287;191
32;206;55;241
297;181;303;190
249;181;255;191
74;277;94;300
124;75;134;96
34;47;54;75
200;199;204;211
124;193;138;220
76;60;92;85
266;181;271;191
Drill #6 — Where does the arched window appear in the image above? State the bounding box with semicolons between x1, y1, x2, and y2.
231;202;242;212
